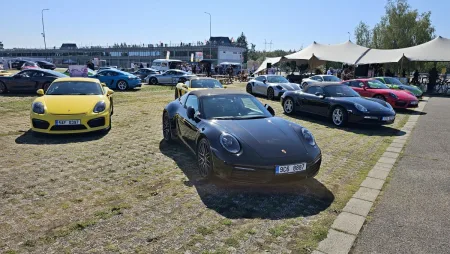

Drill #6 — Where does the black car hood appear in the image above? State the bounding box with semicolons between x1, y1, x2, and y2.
331;97;392;113
211;117;307;159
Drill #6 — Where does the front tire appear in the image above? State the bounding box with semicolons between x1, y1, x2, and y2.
283;97;295;115
162;110;173;142
267;87;275;100
0;82;7;94
331;107;348;127
117;80;128;91
149;77;158;85
174;89;179;99
197;138;213;180
246;83;252;94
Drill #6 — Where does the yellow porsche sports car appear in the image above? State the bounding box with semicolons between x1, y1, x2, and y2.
174;77;225;99
30;77;114;134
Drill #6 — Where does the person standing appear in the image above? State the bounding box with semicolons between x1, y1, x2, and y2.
206;63;211;77
428;67;438;93
413;69;419;85
192;64;197;74
326;67;333;75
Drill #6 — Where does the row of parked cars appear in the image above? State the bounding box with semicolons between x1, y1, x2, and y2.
11;59;56;70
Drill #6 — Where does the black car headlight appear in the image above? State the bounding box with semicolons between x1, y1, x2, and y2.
389;92;398;100
32;102;45;114
220;133;241;154
93;101;106;113
354;103;368;112
301;128;316;146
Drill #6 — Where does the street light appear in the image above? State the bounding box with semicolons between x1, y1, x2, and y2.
204;12;211;60
41;9;50;50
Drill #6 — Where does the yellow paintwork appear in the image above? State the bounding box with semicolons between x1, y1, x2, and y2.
30;78;113;134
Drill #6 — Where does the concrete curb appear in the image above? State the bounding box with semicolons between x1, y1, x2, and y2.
315;97;429;254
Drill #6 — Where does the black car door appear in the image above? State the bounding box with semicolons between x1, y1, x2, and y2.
177;94;200;151
8;70;36;92
303;86;329;116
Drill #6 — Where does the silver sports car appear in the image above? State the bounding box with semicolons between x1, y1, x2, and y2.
246;75;301;100
145;69;196;85
301;75;341;89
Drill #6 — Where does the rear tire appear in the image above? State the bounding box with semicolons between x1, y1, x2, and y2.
197;138;213;180
149;77;158;85
0;82;7;94
175;89;179;99
330;106;348;127
246;83;252;94
162;110;173;142
283;97;295;115
267;87;275;100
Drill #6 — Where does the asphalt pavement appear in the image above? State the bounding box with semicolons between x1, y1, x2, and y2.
352;96;450;254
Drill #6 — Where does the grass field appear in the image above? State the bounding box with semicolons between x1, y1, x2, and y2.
0;83;414;253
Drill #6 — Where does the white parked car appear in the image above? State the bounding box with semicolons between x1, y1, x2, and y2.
246;75;301;100
301;75;341;89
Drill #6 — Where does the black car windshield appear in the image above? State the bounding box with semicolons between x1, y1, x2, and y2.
201;94;272;120
323;75;341;82
367;80;389;89
191;79;223;88
267;76;289;83
324;85;360;97
46;81;103;95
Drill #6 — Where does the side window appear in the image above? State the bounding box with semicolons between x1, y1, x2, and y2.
376;78;385;83
161;62;168;67
317;76;324;82
32;71;46;77
349;81;362;87
359;82;365;87
97;71;108;76
179;92;188;104
255;76;264;81
306;86;318;94
185;95;199;112
20;71;33;78
342;81;350;86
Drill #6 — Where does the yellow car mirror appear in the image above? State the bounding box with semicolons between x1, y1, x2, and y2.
36;89;44;96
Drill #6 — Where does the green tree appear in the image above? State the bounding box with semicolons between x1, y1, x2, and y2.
354;21;372;47
236;32;249;62
360;0;435;49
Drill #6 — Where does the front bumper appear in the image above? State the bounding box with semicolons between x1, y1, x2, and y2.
211;151;322;184
128;79;142;88
392;100;419;108
347;109;396;125
30;111;110;134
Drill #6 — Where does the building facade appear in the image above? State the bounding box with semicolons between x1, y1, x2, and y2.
0;38;245;68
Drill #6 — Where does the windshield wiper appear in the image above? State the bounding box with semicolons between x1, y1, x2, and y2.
239;116;267;119
212;116;237;120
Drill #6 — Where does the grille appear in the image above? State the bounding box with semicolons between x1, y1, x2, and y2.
87;117;105;128
50;125;87;131
395;101;407;107
32;119;50;129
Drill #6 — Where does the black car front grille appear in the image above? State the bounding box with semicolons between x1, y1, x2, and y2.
32;119;50;129
50;125;87;131
395;101;407;107
87;117;105;128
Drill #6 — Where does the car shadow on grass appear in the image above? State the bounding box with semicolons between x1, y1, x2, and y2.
0;93;37;98
15;129;107;145
395;108;427;115
284;112;407;137
159;140;335;220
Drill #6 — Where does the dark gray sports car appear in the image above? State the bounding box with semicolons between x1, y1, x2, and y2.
0;69;67;94
281;82;396;127
162;89;322;184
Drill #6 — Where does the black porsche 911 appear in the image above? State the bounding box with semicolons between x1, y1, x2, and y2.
280;82;396;127
162;89;322;184
0;69;67;94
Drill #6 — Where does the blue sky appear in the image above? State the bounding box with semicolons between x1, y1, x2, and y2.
2;0;449;50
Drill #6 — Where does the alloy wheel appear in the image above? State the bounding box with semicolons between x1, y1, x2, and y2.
117;81;127;91
284;98;294;114
0;82;6;94
197;139;212;178
246;84;252;94
150;77;158;85
267;88;274;100
162;112;171;141
332;108;344;126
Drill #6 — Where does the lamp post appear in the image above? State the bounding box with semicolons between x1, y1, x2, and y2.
204;12;211;60
41;9;49;50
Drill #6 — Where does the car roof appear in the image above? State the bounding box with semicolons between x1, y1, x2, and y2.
189;89;248;97
53;77;100;83
306;82;344;87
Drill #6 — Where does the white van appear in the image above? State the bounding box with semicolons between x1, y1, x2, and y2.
151;59;183;72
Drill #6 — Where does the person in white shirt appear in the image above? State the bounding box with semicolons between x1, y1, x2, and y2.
327;67;333;75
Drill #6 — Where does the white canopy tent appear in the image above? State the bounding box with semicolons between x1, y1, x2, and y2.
253;57;282;74
283;41;370;67
356;36;450;64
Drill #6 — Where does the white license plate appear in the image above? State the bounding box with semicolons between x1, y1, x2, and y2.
382;116;395;121
275;163;306;174
55;120;81;125
410;101;418;105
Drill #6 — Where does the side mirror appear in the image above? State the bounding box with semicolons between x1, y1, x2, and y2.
187;106;196;119
101;82;106;87
264;104;275;116
262;79;267;83
36;89;44;96
107;89;114;96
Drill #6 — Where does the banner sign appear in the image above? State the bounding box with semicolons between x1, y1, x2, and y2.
195;52;203;62
68;65;89;77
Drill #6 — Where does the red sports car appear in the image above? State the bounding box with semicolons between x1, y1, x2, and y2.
343;79;419;109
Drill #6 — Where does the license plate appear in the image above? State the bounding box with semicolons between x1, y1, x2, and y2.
410;101;418;105
275;163;306;174
382;116;395;121
55;120;81;125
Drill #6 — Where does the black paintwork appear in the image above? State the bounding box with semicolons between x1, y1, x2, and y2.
11;60;28;70
0;69;66;94
132;68;160;80
281;83;396;125
164;89;322;183
36;61;56;70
